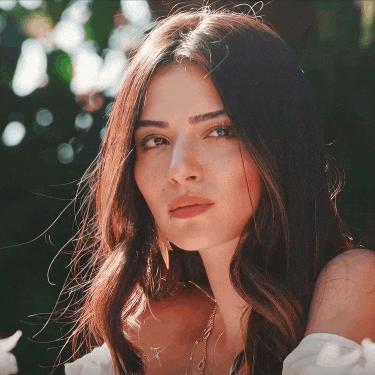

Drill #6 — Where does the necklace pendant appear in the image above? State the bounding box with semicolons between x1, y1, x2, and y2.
198;358;206;371
203;328;212;340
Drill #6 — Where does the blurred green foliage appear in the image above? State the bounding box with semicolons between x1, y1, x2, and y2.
51;51;72;84
90;1;118;50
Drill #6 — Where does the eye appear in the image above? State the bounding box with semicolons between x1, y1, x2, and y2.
208;125;235;138
139;135;169;150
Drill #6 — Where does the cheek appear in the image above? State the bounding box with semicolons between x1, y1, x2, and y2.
246;165;261;191
134;158;164;212
238;162;262;208
238;170;250;192
134;160;151;201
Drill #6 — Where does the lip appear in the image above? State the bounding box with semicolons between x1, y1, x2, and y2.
170;204;213;219
168;195;214;213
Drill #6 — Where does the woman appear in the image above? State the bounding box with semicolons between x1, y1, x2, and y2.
61;8;375;375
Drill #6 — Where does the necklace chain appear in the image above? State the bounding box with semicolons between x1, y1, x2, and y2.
185;302;218;375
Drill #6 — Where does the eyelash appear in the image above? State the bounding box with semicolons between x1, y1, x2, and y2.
138;125;235;150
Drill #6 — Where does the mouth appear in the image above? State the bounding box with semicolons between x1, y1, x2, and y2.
169;204;214;219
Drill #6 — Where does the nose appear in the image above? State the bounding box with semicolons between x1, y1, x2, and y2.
167;137;203;185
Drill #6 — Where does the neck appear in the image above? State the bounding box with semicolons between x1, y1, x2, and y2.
197;237;250;351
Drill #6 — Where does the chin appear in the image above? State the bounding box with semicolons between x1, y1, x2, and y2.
170;235;229;252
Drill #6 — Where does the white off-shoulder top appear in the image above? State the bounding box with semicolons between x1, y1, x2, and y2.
64;333;375;375
283;333;375;375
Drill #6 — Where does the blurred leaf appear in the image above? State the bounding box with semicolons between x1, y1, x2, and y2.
47;1;65;23
0;49;13;86
50;51;72;84
84;20;94;41
316;1;343;13
90;1;119;50
6;5;30;23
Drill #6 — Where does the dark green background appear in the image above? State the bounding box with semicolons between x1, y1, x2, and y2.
0;1;374;374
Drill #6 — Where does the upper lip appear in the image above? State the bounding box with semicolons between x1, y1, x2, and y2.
168;195;214;212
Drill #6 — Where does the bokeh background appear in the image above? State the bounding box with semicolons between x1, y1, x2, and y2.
1;1;375;374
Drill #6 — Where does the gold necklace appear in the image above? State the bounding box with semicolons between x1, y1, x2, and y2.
185;302;218;375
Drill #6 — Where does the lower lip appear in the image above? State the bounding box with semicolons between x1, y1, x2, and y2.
170;204;213;219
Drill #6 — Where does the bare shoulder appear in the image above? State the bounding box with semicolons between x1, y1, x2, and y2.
305;248;375;343
326;247;375;265
316;248;375;287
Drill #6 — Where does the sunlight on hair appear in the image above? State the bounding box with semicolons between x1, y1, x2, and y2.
0;0;16;11
19;0;43;10
36;108;53;127
105;102;114;118
12;39;47;97
1;121;26;147
232;1;265;21
120;0;152;27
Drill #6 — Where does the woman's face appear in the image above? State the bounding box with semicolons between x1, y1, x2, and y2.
134;63;262;251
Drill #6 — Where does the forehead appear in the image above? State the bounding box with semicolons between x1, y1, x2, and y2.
139;63;225;120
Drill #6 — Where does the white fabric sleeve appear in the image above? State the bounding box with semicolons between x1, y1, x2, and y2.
64;343;115;375
282;333;375;375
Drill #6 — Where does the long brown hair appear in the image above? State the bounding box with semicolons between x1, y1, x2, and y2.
55;8;352;375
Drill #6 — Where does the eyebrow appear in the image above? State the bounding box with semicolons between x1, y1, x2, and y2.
134;109;228;131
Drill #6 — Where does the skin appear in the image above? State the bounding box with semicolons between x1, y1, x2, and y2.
133;62;262;363
305;248;375;344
